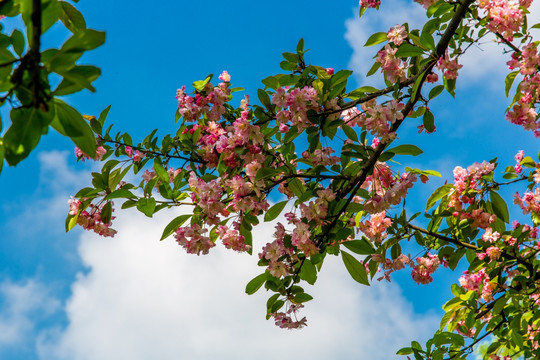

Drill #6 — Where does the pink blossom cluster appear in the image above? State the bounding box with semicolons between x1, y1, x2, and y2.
458;268;496;301
188;172;226;225
411;253;443;284
514;188;540;215
289;215;319;257
387;25;407;46
364;170;417;213
75;145;107;162
341;99;405;141
259;223;293;277
176;73;231;123
225;174;269;214
192;107;267;170
271;303;307;329
371;253;410;282
376;44;409;83
358;212;392;243
506;44;540;137
69;198;117;237
477;0;530;41
174;223;215;255
216;223;250;252
437;54;463;80
301;147;340;166
477;245;502;262
448;162;497;225
272;86;319;132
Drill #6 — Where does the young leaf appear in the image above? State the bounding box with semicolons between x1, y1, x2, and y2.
426;184;453;211
504;71;519;97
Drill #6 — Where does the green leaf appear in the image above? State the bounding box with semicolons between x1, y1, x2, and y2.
160;214;192;240
395;43;425;57
426;184;453;211
3;107;50;165
342;239;374;255
153;158;170;183
423;110;435;132
54;65;101;95
341;251;369;286
264;200;288;222
490;191;510;223
262;76;280;90
347;86;379;99
366;61;381;77
51;99;97;157
287;177;304;197
404;167;442;177
245;272;267;295
61;29;105;53
137;197;156;217
299;259;317;285
420;28;436;52
428;85;444;100
257;88;272;110
364;32;388;47
10;29;24;56
100;202;113;224
105;188;136;200
342;124;358;142
59;1;86;33
282;52;299;63
396;347;413;355
294;293;313;303
385;144;423;156
504;71;519;97
98;105;111;126
296;38;304;53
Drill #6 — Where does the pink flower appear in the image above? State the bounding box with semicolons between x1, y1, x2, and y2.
359;0;380;8
387;25;407;46
68;196;81;216
325;67;334;75
219;70;231;82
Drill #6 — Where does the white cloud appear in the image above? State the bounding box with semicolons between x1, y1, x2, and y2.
37;206;439;360
0;280;60;348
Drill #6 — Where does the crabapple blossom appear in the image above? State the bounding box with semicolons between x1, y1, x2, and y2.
387;25;407;46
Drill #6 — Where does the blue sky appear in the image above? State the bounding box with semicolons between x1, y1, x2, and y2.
0;0;538;359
